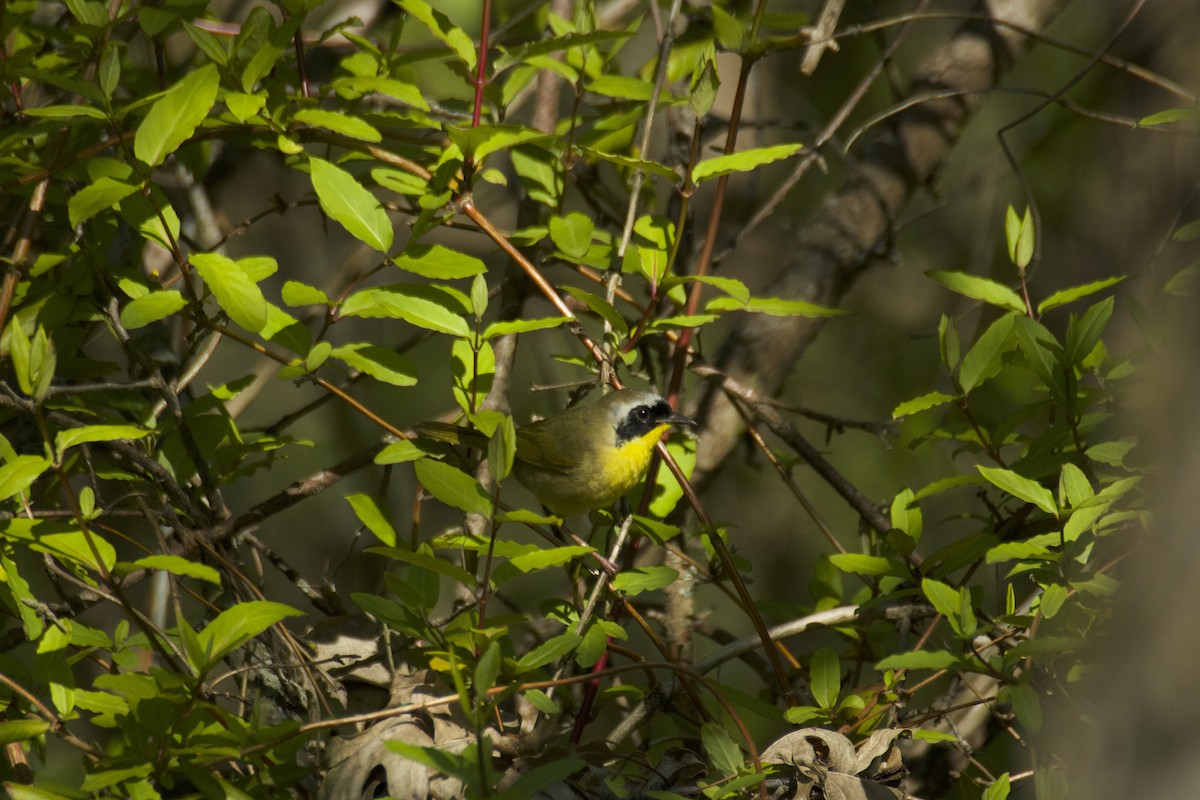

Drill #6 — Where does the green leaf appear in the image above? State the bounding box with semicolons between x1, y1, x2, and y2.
1066;296;1113;365
414;458;492;516
341;284;470;336
8;323;55;401
281;281;330;306
1058;463;1093;508
809;647;841;709
517;633;581;670
293;108;381;142
0;456;50;502
345;493;397;546
332;76;430;111
120;290;187;329
559;286;623;334
692;143;803;184
549;212;594;259
474;640;502;693
983;773;1011;800
921;578;962;621
1037;276;1125;315
393;243;486;279
134;64;220;167
374;440;427;465
978;465;1058;517
69;178;139;226
576;146;681;182
1137;108;1198;126
1039;583;1068;619
0;718;51;747
194;600;303;672
191;252;269;334
959;313;1015;394
892;391;954;419
926;270;1025;313
493;759;586;800
707;295;844;317
126;555;221;585
308;156;394;253
828;553;895;576
509;545;594;573
586;74;655;100
331;343;418;387
938;314;960;369
701;722;744;777
488;416;516;482
449;124;549;163
1005;205;1034;270
398;0;477;70
1007;682;1042;732
223;90;265;122
875;650;964;671
367;547;477;587
611;566;678;596
482;317;566;339
56;425;150;452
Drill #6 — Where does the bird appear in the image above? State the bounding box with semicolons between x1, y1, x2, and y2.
415;389;697;516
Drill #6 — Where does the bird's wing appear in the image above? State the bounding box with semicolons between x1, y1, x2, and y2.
514;423;576;475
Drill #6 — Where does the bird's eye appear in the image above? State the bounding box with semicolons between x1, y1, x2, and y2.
635;407;651;420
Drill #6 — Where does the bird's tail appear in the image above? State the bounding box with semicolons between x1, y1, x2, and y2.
414;421;490;450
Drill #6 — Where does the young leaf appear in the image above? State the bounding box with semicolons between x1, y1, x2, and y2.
926;270;1025;313
1036;276;1125;315
134;64;220;167
978;465;1058;517
308;156;394;253
1005;205;1034;270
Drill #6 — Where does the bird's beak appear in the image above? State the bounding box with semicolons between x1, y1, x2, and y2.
665;411;698;428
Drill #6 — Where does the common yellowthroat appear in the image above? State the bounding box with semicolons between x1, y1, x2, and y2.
415;389;696;516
